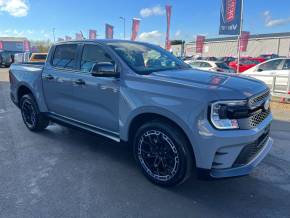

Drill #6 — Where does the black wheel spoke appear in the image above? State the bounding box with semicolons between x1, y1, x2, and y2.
137;130;180;182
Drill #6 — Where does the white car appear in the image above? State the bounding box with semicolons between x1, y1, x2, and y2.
189;60;235;73
243;58;290;93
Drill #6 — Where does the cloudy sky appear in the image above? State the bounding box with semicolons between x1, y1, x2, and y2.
0;0;290;44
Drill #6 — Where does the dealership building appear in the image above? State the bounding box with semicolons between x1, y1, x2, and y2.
172;32;290;58
0;37;30;52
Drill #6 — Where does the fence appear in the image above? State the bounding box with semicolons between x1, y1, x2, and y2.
246;73;290;101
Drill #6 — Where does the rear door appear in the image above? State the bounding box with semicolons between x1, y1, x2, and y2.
42;43;81;118
69;43;119;133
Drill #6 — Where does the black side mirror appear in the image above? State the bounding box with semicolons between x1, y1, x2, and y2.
257;68;263;72
91;62;120;78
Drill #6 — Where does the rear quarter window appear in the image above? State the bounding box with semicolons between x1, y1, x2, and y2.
52;44;78;69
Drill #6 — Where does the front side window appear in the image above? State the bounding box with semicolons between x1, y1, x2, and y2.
258;59;282;71
52;44;78;69
81;44;114;73
106;42;190;74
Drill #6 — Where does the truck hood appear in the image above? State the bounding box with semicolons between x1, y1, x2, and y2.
150;69;267;99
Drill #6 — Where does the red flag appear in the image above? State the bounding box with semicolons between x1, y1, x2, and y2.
131;18;140;41
0;41;3;51
23;40;30;52
240;31;250;52
65;36;72;41
89;30;97;40
165;5;172;51
196;35;205;53
106;24;114;39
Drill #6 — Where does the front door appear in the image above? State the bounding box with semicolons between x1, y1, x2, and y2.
70;43;119;133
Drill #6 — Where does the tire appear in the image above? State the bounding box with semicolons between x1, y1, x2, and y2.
133;120;194;187
20;94;49;132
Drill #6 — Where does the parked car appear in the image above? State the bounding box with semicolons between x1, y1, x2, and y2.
9;40;273;187
229;58;260;73
190;60;235;73
259;54;280;61
243;58;290;92
217;57;236;66
29;53;48;63
0;51;13;67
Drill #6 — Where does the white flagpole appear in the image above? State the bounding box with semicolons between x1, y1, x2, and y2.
237;0;244;73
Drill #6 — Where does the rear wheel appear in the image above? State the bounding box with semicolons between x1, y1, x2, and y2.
20;94;49;132
133;120;194;187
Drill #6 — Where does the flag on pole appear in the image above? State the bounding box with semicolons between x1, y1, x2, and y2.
89;30;97;40
65;36;72;41
105;24;114;39
131;18;140;41
165;5;172;51
76;33;83;40
219;0;242;35
23;40;30;51
239;31;250;51
196;35;205;53
0;41;3;51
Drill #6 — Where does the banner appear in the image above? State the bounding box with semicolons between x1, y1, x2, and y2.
65;36;72;41
239;31;250;51
196;35;205;53
89;30;97;40
106;24;114;39
219;0;242;35
0;41;3;51
165;5;172;51
131;18;140;41
23;40;30;51
76;33;83;40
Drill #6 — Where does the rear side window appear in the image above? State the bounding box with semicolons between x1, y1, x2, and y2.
81;44;113;72
52;44;78;68
283;59;290;70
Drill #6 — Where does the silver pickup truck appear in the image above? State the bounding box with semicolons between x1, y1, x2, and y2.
9;40;273;186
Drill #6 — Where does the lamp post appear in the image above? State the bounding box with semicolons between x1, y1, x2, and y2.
119;16;126;40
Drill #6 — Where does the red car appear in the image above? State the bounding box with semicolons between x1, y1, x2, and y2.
229;58;260;73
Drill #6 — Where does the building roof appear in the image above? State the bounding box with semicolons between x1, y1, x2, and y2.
0;37;28;42
188;32;290;44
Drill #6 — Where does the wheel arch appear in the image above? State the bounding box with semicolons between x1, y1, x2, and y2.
124;110;196;162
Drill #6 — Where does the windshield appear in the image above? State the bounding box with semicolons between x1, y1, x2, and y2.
216;62;230;69
106;42;190;74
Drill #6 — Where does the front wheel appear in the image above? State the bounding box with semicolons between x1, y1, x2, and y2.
133;120;194;187
20;94;49;132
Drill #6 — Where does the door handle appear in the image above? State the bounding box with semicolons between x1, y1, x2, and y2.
44;74;54;80
74;79;86;86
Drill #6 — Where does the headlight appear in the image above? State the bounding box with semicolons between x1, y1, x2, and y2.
210;100;247;130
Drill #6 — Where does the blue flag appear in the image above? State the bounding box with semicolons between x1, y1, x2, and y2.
219;0;242;35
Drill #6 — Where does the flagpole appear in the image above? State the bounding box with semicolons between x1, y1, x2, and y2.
237;0;244;73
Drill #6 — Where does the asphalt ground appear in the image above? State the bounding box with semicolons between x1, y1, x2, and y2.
0;67;290;218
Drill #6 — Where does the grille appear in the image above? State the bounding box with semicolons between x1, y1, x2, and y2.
248;109;271;129
249;90;270;108
233;127;270;167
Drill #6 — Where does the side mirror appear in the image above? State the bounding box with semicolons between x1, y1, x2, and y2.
257;68;263;72
91;62;120;78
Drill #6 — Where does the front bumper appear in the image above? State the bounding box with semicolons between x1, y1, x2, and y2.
210;137;273;178
191;112;273;178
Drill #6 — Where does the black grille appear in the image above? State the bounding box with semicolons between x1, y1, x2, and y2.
233;127;270;167
249;90;270;108
248;109;271;128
